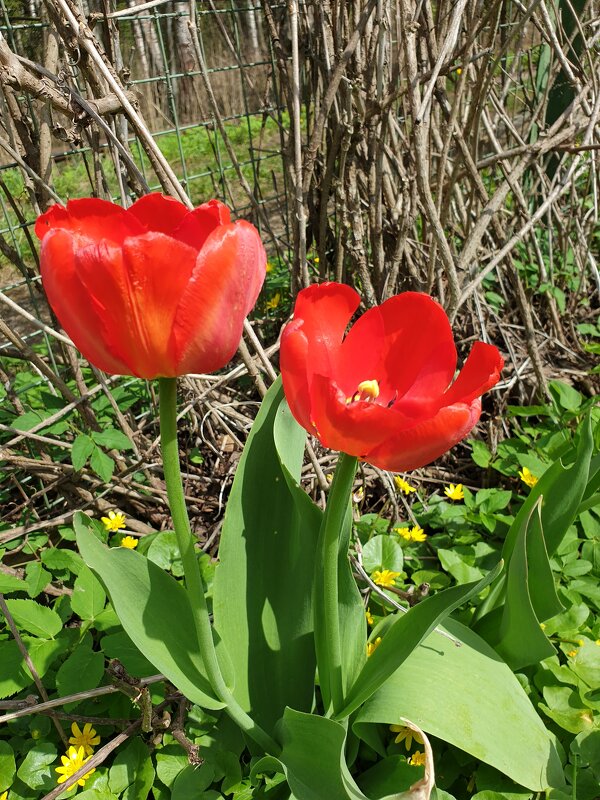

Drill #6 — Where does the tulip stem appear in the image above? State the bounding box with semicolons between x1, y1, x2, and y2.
158;378;280;756
314;451;358;716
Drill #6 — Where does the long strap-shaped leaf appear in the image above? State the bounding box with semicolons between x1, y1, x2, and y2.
335;561;502;720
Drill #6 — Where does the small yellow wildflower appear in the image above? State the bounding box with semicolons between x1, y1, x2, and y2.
577;639;585;646
409;525;427;542
120;535;138;549
444;483;464;501
265;292;281;311
69;722;100;757
519;467;538;488
566;649;578;658
371;569;401;588
55;745;95;789
314;256;320;264
390;725;423;751
325;473;334;483
395;527;411;540
394;476;417;495
265;261;274;273
101;510;126;532
408;750;427;767
0;791;8;800
455;68;462;75
365;608;374;626
366;637;382;657
595;639;600;646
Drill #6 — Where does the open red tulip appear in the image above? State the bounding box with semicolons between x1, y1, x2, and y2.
280;283;504;472
35;194;266;379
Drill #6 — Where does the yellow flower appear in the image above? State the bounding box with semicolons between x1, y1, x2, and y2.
408;525;427;542
408;750;427;766
55;745;95;789
69;722;100;757
120;535;138;549
394;476;416;495
101;510;126;532
444;483;464;501
314;256;320;264
365;608;374;626
519;467;538;488
266;261;274;273
265;292;281;311
395;525;427;543
390;725;423;751
455;67;462;75
371;569;401;588
366;637;382;657
567;649;578;658
577;639;585;646
0;791;8;800
595;640;600;646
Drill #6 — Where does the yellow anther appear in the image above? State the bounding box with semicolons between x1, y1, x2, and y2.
357;379;380;400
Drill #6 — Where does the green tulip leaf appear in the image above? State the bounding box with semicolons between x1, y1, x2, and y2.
260;708;422;800
337;561;502;719
355;620;564;792
503;413;593;563
75;513;223;710
475;502;559;669
212;379;322;734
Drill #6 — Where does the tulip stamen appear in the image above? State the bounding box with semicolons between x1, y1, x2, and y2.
347;379;380;405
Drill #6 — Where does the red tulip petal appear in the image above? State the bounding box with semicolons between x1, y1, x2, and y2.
35;198;144;244
171;199;232;252
40;230;132;375
441;342;504;406
309;374;403;457
281;283;360;432
73;232;199;378
173;220;266;374
293;282;360;378
280;318;313;432
365;399;482;472
336;293;457;408
128;193;189;235
120;232;199;377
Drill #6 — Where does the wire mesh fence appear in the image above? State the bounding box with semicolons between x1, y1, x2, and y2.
0;0;296;540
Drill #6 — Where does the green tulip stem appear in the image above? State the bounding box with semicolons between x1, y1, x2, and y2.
315;451;358;716
158;378;280;756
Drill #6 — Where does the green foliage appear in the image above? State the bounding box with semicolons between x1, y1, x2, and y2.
213;380;321;732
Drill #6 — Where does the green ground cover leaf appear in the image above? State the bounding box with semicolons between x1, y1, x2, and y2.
0;740;16;791
71;564;107;621
362;535;404;574
0;573;28;593
109;737;154;798
16;741;56;790
72;433;95;470
1;598;62;638
55;645;105;706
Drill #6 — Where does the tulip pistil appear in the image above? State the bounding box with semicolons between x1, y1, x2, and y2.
347;379;380;405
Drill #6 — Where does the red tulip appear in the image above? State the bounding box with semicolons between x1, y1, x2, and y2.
280;283;504;472
35;194;266;379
